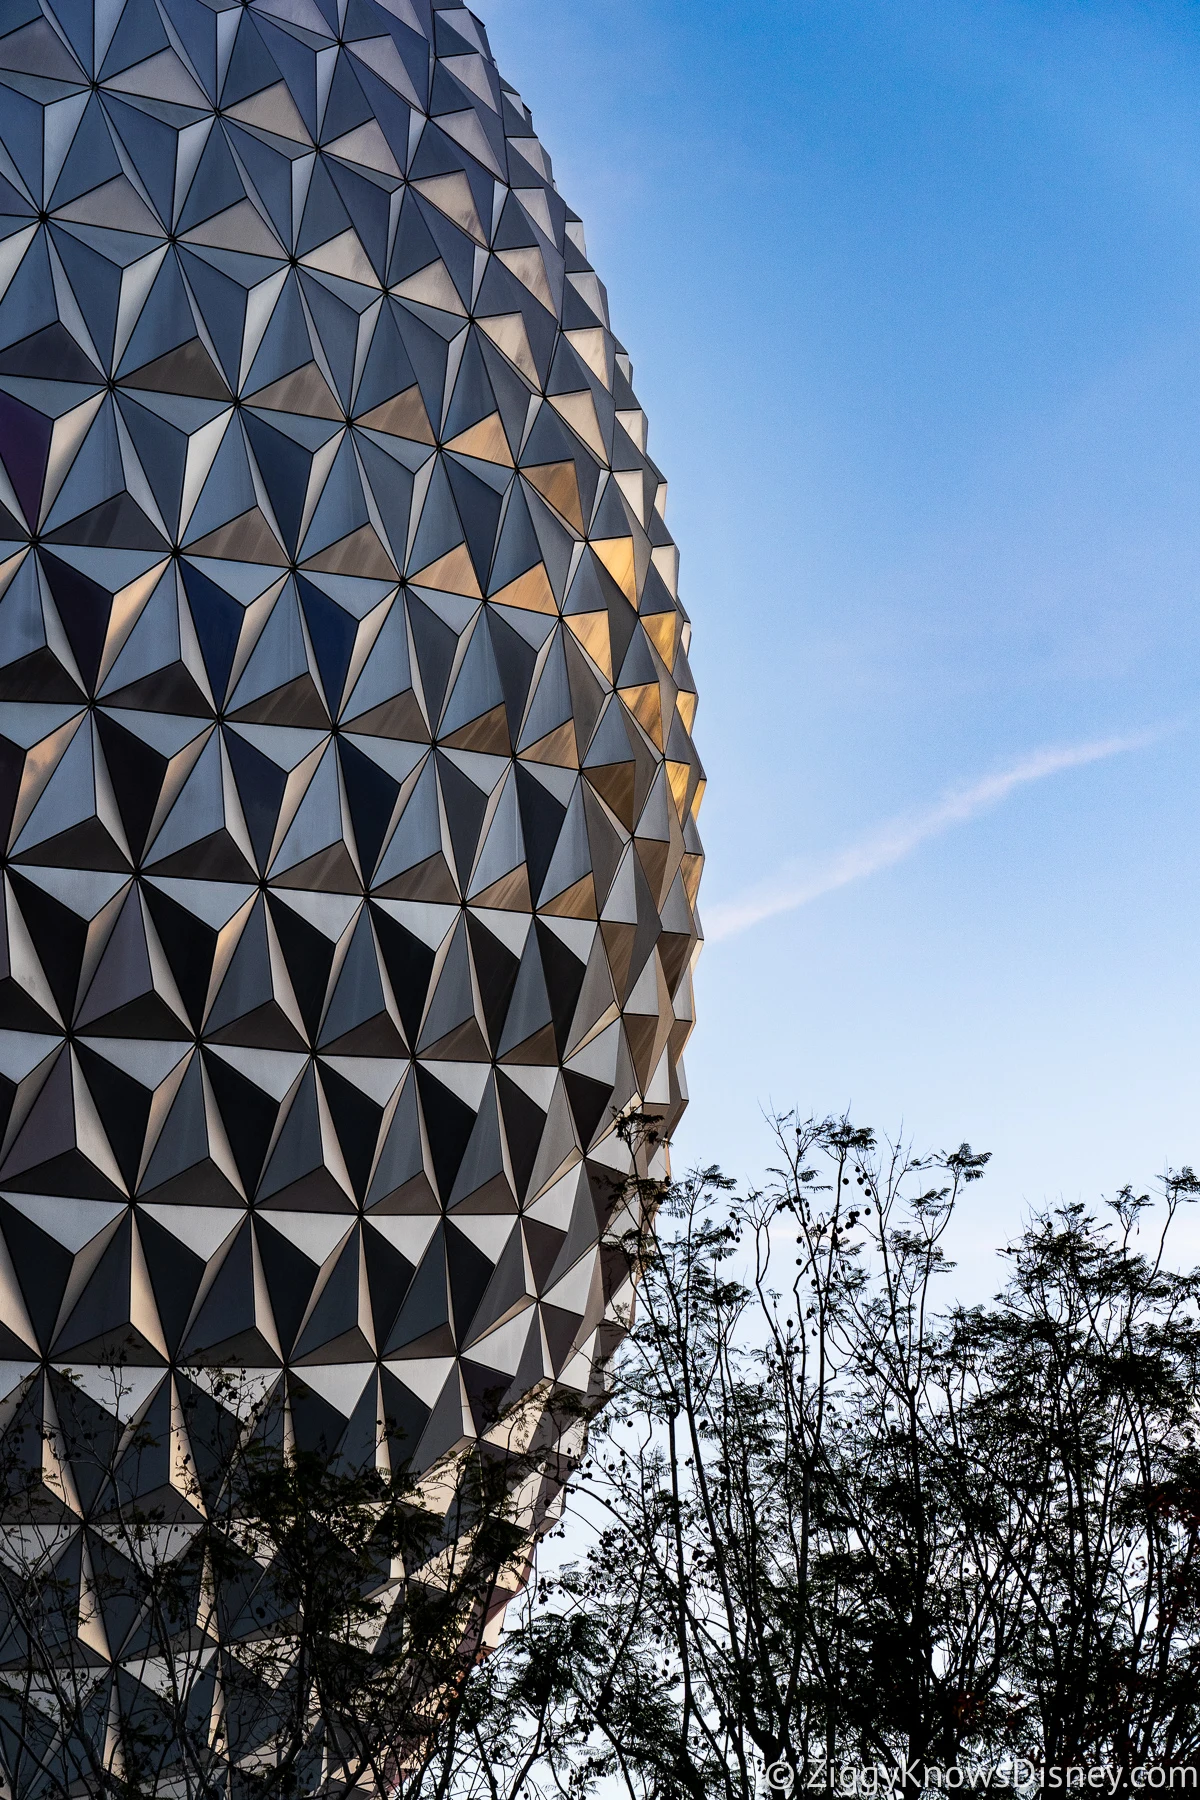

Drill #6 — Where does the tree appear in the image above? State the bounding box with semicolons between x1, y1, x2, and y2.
948;1178;1200;1776
455;1116;1200;1798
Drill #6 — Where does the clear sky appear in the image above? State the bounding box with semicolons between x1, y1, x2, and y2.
480;0;1200;1288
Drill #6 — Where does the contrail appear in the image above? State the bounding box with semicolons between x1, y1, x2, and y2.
704;727;1170;944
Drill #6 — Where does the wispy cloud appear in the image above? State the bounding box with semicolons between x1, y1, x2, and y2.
704;728;1171;944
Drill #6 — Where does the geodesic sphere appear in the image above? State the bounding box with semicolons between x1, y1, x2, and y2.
0;0;702;1498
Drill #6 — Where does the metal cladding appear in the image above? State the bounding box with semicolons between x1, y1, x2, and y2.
0;0;703;1511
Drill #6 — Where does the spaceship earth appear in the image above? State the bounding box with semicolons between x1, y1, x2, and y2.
0;0;703;1592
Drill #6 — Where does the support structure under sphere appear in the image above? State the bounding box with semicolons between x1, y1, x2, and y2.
0;0;702;1597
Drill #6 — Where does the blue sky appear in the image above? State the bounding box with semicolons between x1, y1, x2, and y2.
481;0;1200;1283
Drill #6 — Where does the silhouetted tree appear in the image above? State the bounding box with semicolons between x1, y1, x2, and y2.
453;1118;1200;1799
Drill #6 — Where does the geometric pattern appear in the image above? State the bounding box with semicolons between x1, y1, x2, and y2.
0;0;701;1569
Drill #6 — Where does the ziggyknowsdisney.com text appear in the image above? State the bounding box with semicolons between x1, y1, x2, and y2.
756;1763;1200;1795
